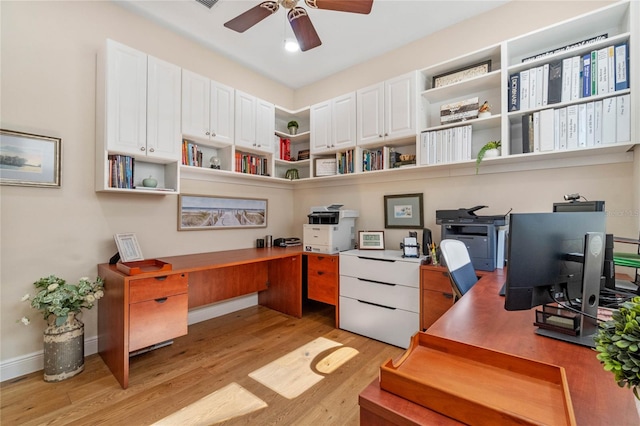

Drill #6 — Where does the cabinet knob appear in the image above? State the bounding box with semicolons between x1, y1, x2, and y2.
149;147;155;153
378;134;383;138
211;131;216;137
205;131;210;136
384;133;388;137
140;146;146;152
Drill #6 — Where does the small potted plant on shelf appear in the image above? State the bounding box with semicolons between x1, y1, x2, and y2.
594;296;640;413
287;120;299;135
475;140;501;174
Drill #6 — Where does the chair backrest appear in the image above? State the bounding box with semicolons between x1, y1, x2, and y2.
440;239;478;299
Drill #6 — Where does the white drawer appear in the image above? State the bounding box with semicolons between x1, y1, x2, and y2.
340;275;419;313
339;296;419;348
340;253;419;288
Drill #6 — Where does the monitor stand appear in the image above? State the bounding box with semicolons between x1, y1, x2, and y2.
535;232;604;349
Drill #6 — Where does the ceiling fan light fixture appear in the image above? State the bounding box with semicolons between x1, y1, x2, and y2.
284;38;300;52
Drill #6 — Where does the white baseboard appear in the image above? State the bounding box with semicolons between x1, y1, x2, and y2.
1;295;257;383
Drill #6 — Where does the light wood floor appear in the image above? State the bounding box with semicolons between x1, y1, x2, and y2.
1;301;404;425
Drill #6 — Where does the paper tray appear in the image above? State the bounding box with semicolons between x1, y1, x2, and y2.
379;333;576;426
116;259;172;276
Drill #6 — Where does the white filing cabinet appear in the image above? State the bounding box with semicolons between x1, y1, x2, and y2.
339;250;421;348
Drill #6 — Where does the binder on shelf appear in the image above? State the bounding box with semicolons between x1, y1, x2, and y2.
577;103;587;148
594;100;603;145
582;54;591;98
607;46;615;93
547;60;562;105
566;105;578;149
586;102;595;147
560;57;572;103
570;55;581;101
614;42;629;91
522;113;533;154
542;63;549;106
601;96;617;144
539;109;555;152
617;94;630;143
553;109;560;151
597;47;609;95
558;107;567;150
590;50;598;95
519;69;530;110
533;111;541;152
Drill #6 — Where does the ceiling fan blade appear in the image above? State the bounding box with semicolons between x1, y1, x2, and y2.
305;0;373;14
224;1;279;33
288;7;322;52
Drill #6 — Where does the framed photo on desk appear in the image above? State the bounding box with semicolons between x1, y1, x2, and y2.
359;231;385;250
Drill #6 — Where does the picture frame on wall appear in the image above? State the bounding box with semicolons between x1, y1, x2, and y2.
432;60;491;89
384;193;424;229
179;194;267;230
359;231;385;250
0;129;61;188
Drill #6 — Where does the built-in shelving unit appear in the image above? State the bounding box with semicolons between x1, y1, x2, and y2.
96;1;637;192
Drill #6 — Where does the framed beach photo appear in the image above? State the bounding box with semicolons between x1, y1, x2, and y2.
179;195;267;230
384;193;424;229
0;129;61;187
359;231;385;250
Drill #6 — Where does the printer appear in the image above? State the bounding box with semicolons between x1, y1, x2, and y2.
303;204;359;254
436;205;508;271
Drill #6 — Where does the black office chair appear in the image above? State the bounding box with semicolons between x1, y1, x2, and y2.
440;239;478;300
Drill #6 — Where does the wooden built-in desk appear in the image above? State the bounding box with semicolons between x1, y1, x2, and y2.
359;268;638;425
98;247;303;389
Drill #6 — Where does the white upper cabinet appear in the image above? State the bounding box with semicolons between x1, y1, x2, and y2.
235;90;275;153
147;56;182;160
357;71;420;146
182;69;235;146
310;92;356;154
104;39;180;161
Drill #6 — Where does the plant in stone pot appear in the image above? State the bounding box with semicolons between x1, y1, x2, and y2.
594;296;640;406
475;140;501;174
19;275;104;382
287;120;299;135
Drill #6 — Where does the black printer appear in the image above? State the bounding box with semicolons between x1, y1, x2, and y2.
436;206;507;271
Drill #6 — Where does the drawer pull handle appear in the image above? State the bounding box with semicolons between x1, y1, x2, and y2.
357;299;396;310
154;297;168;303
357;278;395;287
443;293;454;299
154;276;168;281
357;256;395;263
317;271;324;276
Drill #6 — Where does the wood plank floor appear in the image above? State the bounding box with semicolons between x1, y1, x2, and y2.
1;301;404;425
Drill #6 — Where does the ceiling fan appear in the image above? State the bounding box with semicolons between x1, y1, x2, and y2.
224;0;374;52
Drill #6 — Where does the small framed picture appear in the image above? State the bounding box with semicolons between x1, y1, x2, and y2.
114;233;144;262
359;231;385;250
0;129;61;187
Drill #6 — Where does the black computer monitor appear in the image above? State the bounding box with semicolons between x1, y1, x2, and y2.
504;212;606;347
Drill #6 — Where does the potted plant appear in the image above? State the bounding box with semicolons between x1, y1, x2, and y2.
594;296;640;410
19;275;104;382
475;140;501;174
287;120;299;135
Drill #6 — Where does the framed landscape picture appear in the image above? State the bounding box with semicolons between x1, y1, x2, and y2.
384;193;424;229
0;129;61;188
179;195;267;230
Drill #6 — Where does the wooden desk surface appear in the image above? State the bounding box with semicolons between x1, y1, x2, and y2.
360;268;638;425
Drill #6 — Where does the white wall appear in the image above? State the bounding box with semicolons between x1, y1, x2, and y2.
1;0;637;381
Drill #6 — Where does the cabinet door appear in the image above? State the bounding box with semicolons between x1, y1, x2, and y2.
210;80;235;145
105;40;147;155
357;82;385;145
255;98;275;153
310;100;332;153
385;72;416;139
235;90;257;148
181;69;211;142
147;56;181;161
332;92;357;149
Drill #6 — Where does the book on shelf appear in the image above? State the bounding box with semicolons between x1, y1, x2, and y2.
594;100;603;145
539;109;555;152
235;152;269;176
566;104;578;149
509;73;520;111
182;139;202;167
558;107;567;150
421;125;472;165
542;63;549;106
547;60;562;105
108;154;134;189
586;102;595;147
561;57;573;103
519;69;530;110
601;96;616;144
581;54;591;98
577;103;587;148
597;47;609;95
522;114;533;153
591;50;598;95
570;55;581;101
529;67;538;109
607;45;615;93
616;94;630;143
279;137;291;161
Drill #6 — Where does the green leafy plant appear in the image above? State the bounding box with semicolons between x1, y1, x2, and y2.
19;275;104;327
594;296;640;400
475;140;501;174
287;120;299;129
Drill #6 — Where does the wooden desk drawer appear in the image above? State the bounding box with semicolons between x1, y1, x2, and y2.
308;254;338;305
129;273;188;303
129;293;188;352
421;267;452;293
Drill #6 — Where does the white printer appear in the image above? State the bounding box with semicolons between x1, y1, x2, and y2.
303;204;359;254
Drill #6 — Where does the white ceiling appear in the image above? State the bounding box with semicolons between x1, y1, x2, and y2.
115;0;509;89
